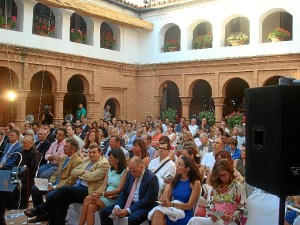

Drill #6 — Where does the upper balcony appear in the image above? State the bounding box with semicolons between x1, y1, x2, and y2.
0;0;300;64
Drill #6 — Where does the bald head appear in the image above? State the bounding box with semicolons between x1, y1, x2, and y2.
128;157;144;178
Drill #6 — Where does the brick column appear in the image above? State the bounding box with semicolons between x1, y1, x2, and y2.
154;95;162;118
52;92;66;124
85;93;96;121
179;96;192;122
213;97;225;124
15;90;30;127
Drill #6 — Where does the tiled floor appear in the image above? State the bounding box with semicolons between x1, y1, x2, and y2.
4;208;48;225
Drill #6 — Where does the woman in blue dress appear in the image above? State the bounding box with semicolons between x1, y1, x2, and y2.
78;148;127;225
151;155;201;225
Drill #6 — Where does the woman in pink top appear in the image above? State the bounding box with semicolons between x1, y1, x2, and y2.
151;124;164;148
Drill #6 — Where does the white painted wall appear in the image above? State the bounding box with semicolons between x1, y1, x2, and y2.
1;0;300;64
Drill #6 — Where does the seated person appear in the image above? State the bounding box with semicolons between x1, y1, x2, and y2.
100;157;159;225
37;128;67;179
25;138;82;223
150;156;201;225
46;144;109;225
225;138;241;160
78;149;127;225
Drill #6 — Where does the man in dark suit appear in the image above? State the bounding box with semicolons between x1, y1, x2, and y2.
75;125;86;141
81;118;91;134
0;129;23;170
35;129;51;165
100;157;159;225
0;132;7;156
43;124;56;143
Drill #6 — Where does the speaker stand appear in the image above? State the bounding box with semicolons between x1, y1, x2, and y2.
279;195;285;225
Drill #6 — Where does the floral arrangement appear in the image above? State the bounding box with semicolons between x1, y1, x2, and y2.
268;28;290;41
0;15;17;28
163;39;180;51
70;28;87;41
34;21;54;34
100;31;116;49
161;107;178;123
198;110;215;126
227;33;248;44
225;112;245;129
193;34;213;49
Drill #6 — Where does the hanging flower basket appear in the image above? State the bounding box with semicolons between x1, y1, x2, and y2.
72;38;82;43
1;24;11;29
36;30;49;37
168;46;179;52
268;28;290;42
0;15;16;29
229;40;245;46
270;37;284;42
227;33;248;46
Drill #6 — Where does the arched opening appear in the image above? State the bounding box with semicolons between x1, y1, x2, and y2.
263;76;283;86
262;10;292;43
26;72;54;121
0;0;18;30
104;98;120;119
160;81;182;121
225;16;250;46
192;21;213;49
0;67;18;126
189;80;214;116
223;78;249;116
64;75;86;119
32;3;55;37
70;13;87;44
163;25;181;52
100;22;119;51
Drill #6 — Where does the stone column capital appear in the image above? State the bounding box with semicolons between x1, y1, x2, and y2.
212;96;225;105
52;91;67;99
84;93;95;102
179;96;192;105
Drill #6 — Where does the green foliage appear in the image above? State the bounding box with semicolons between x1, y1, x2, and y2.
193;34;213;49
0;15;16;28
225;112;244;129
161;108;177;123
198;110;215;126
268;28;291;41
227;33;248;44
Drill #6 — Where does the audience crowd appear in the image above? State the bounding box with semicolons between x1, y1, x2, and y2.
0;108;299;225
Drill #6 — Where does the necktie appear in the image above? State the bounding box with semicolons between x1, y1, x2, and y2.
74;162;93;186
55;157;70;185
0;144;14;166
124;178;138;209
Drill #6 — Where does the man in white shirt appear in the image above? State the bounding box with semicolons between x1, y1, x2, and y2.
148;136;176;197
201;137;224;173
188;118;198;136
66;125;84;151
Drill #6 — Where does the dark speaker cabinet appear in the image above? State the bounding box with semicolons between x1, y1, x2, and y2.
245;85;300;196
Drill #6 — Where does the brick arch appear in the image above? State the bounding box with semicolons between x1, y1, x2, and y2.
221;77;250;97
27;70;58;91
103;98;120;119
222;77;249;116
0;66;19;89
65;74;90;94
157;80;181;96
188;79;213;97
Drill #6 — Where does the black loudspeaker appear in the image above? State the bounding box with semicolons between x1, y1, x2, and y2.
245;85;300;196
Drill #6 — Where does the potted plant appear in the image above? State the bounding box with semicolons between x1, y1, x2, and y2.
268;28;291;42
163;39;180;52
227;32;248;46
193;34;212;49
198;110;215;126
161;107;178;123
0;15;16;29
100;31;116;50
34;21;54;36
70;28;87;43
225;112;245;129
